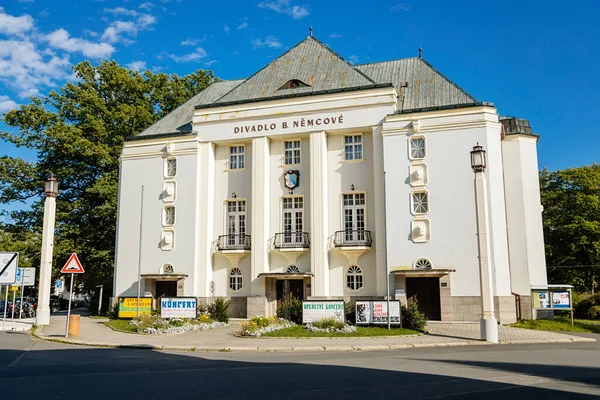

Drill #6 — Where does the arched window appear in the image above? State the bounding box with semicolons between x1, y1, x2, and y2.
346;265;363;291
162;264;174;274
286;265;300;273
229;268;243;291
414;258;432;270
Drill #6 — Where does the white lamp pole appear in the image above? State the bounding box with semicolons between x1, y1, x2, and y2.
470;144;498;343
36;176;59;326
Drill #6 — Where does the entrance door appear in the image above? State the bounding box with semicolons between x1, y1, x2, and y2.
156;281;177;298
282;197;303;245
406;277;441;320
227;200;246;246
276;280;304;308
343;193;366;242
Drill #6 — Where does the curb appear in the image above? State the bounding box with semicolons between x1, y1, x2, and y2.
31;329;597;352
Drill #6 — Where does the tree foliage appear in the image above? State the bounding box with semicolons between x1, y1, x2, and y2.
540;164;600;293
0;60;216;294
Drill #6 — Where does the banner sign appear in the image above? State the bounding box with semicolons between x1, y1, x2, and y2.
160;297;197;319
356;301;401;325
532;291;551;308
118;297;152;318
552;291;571;309
302;301;345;324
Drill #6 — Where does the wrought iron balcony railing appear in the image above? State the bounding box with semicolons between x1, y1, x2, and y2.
274;232;310;249
333;230;372;247
217;234;251;251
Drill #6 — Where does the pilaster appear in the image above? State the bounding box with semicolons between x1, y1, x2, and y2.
251;136;270;295
372;125;387;296
196;141;215;297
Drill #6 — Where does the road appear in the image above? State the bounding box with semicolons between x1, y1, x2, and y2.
1;331;599;399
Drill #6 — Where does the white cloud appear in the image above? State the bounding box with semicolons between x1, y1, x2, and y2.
100;13;156;44
257;0;309;19
348;55;359;64
126;60;146;71
237;21;248;30
391;3;411;12
0;95;18;112
224;24;230;33
139;2;154;11
0;7;34;35
181;38;198;46
103;7;138;17
166;47;207;63
252;35;282;49
204;60;217;67
44;29;115;58
329;33;342;39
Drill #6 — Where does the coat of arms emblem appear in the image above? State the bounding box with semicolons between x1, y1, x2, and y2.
284;170;300;193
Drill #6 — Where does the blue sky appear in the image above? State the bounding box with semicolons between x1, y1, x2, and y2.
0;0;599;171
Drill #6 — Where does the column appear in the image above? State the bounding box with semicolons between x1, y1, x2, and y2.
372;126;388;296
196;142;215;297
309;131;329;297
36;194;57;326
251;137;270;296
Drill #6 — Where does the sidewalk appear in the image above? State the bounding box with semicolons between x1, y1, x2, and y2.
34;315;596;352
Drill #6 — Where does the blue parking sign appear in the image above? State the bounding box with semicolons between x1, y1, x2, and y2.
16;268;22;284
55;280;63;289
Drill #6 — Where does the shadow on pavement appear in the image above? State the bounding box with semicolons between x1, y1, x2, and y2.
1;343;599;399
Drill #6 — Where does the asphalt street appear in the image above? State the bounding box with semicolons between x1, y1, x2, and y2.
1;331;599;399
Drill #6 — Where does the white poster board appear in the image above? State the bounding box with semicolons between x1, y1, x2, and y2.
356;301;401;325
302;301;345;324
0;252;18;284
160;297;198;318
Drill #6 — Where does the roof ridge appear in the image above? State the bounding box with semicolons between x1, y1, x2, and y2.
354;57;420;67
416;57;477;102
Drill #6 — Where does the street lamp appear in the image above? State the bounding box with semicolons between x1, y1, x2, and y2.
470;144;498;343
36;176;59;326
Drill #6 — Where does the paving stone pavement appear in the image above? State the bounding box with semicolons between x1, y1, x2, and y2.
34;314;596;352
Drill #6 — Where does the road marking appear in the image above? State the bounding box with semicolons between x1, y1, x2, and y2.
7;339;36;368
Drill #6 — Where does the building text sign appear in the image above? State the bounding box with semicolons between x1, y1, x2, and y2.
356;301;401;325
234;114;345;134
302;301;345;324
160;297;197;319
118;297;152;318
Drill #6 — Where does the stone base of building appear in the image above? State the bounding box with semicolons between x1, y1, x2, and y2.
448;296;517;324
197;297;248;319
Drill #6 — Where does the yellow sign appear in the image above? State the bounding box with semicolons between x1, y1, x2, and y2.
10;286;19;291
118;297;152;318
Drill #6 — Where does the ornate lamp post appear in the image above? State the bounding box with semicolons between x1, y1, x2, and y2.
36;176;59;326
470;144;498;343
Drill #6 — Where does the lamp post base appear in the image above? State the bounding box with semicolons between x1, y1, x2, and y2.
480;317;498;343
36;308;51;326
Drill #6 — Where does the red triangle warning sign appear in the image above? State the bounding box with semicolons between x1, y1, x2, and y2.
60;253;85;274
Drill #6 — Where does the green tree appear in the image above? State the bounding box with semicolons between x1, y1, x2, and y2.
540;164;600;293
0;60;216;295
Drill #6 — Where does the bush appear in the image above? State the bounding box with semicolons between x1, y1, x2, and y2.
208;298;231;323
587;305;600;319
277;298;303;324
197;302;209;316
105;302;119;319
402;297;428;331
198;314;213;323
345;301;356;325
574;293;600;319
250;316;272;328
311;318;344;330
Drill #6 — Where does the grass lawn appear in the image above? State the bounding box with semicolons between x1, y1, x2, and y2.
510;317;600;334
105;319;138;333
261;325;421;338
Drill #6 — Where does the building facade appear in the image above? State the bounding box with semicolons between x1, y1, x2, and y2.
113;36;547;322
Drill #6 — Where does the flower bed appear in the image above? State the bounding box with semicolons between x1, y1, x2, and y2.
128;314;226;335
305;317;357;333
238;316;295;337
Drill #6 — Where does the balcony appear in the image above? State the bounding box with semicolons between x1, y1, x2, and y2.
274;232;310;249
217;234;251;251
333;230;372;247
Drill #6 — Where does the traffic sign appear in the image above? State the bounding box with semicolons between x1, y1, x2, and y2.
55;280;63;290
0;252;18;284
60;253;85;274
10;286;18;291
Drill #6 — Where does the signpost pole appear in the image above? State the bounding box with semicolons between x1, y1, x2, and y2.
569;288;574;327
3;285;8;325
137;185;145;317
97;285;103;316
65;273;74;338
19;274;24;319
11;289;16;320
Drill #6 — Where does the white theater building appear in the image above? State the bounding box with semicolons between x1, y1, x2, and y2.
113;36;548;322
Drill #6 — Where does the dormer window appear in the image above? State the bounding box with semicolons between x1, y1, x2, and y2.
278;79;310;90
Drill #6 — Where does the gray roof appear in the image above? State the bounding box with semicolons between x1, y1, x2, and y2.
215;36;375;104
137;79;244;137
355;58;477;112
137;37;479;137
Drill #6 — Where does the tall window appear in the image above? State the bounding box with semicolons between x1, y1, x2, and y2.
227;200;246;246
229;268;243;291
166;158;177;177
343;193;366;242
411;192;429;214
346;265;364;291
229;145;245;169
284;140;301;165
164;205;176;225
344;135;363;160
283;197;303;244
410;137;426;159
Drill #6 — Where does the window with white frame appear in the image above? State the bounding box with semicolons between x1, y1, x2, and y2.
346;265;364;290
164;205;176;226
411;192;429;214
282;197;303;244
410;137;426;159
344;135;363;160
165;158;177;177
229;145;245;169
284;140;301;165
229;267;243;291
